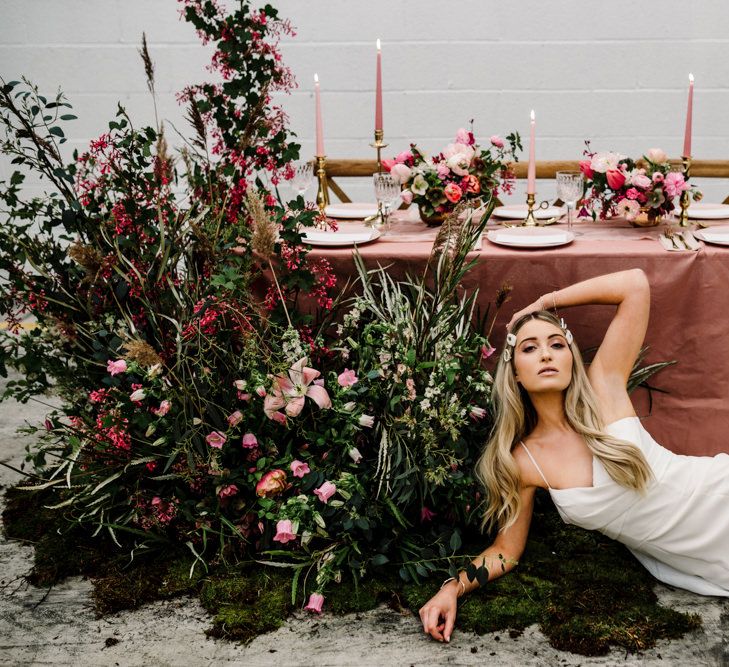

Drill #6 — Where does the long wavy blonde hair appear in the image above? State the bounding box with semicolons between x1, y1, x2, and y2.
476;310;652;533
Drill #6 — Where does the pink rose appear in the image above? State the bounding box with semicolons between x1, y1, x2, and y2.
227;410;243;427
290;459;310;478
578;160;594;180
313;481;336;504
256;469;287;498
273;519;297;544
395;150;413;164
380;158;396;172
625;188;641;200
304;592;325;614
107;359;127;376
490;135;505;148
664;171;689;198
455;128;474;146
206;431;227;449
606;169;626;190
242;432;258;448
630;173;652;189
390;163;412;185
337;369;358;388
400;189;413;205
152;400;171;417
218;484;238;499
652;172;664;183
436;162;450;180
444;183;463;203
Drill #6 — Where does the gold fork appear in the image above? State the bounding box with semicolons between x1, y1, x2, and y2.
664;227;685;250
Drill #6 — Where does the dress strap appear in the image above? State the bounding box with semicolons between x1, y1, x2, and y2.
519;441;551;489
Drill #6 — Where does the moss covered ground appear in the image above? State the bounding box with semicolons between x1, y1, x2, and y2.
2;486;700;656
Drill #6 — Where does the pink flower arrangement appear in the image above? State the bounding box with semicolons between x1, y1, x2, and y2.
206;431;227;448
273;519;297;543
313;480;336;504
304;592;325;614
581;144;700;223
106;359;127;376
290;459;310;478
384;127;520;223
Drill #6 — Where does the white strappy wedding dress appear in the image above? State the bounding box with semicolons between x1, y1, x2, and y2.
521;416;729;596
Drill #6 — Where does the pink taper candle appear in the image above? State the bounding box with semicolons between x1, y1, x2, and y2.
527;110;536;195
314;73;325;157
375;38;383;132
683;73;694;158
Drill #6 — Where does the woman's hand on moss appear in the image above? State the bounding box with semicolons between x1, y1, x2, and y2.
418;585;458;643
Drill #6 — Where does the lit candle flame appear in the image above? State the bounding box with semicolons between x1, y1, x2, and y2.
314;73;319;84
689;73;694;83
530;109;535;121
376;38;381;51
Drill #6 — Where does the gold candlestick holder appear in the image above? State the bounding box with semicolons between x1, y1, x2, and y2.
315;155;329;215
370;129;388;173
522;193;539;226
678;155;691;227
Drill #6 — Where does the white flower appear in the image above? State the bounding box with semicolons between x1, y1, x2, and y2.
147;363;162;378
342;401;356;412
411;174;428;196
445;153;470;177
646;147;667;164
442;142;475;162
348;447;363;464
358;414;375;428
234;379;247;391
390;163;412;184
129;389;146;402
590;151;624;174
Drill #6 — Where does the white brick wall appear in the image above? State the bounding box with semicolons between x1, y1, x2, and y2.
2;0;729;203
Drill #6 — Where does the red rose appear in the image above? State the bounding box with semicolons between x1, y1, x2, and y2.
606;169;626;190
444;183;463;203
579;160;594;180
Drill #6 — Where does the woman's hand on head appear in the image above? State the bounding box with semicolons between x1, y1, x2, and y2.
419;584;459;643
506;299;542;332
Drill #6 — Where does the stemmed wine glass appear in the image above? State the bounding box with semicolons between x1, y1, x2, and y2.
291;161;314;199
372;173;401;234
555;171;584;234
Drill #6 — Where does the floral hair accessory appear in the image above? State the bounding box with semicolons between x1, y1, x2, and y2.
502;332;517;362
559;318;574;345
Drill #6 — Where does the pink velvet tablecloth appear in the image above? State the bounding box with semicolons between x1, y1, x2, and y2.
309;212;729;457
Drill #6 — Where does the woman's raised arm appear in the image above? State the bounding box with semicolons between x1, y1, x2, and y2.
419;484;536;643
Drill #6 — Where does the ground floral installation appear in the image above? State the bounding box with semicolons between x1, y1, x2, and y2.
0;0;699;654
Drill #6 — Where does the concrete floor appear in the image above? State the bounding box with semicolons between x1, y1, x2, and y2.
1;373;728;666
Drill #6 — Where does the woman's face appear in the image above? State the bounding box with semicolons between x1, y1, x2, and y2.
512;318;573;393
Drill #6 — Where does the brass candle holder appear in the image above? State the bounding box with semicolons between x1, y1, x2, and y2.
678;155;691;227
315;155;329;215
370;129;388;173
522;192;539;227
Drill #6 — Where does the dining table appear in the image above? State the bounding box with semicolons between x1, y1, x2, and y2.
307;207;729;457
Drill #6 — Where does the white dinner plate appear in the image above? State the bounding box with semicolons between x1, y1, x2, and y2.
693;227;729;246
493;204;564;220
687;203;729;220
324;202;379;219
301;229;381;247
486;227;574;248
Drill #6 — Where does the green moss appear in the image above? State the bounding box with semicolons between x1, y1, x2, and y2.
2;484;705;655
200;568;292;642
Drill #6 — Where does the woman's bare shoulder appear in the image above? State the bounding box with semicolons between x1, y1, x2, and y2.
511;440;543;490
